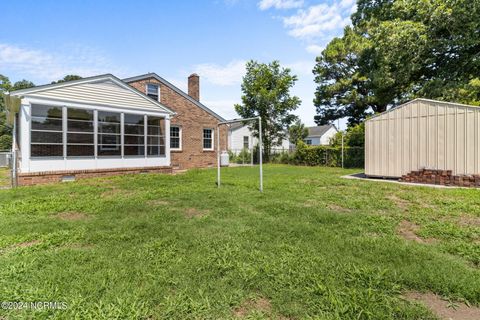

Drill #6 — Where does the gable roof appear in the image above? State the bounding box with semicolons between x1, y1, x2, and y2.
9;74;175;115
229;122;246;131
122;73;226;121
366;98;480;121
307;124;337;137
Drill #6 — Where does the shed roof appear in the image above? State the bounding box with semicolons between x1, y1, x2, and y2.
366;98;480;121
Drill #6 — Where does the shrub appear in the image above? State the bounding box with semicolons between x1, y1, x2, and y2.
291;141;363;168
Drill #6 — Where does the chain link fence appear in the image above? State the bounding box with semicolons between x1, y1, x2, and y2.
0;151;11;168
0;151;12;188
228;146;364;168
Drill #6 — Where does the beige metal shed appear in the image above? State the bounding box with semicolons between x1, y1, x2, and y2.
365;98;480;178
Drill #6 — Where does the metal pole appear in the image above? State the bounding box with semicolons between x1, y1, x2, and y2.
341;131;344;169
258;116;263;192
12;114;17;188
217;124;221;188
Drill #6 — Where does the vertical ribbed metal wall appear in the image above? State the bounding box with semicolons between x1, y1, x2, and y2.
365;99;480;177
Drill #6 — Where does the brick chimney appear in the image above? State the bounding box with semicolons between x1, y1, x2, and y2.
188;73;200;101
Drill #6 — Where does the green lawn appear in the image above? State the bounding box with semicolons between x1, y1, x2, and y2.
0;165;479;319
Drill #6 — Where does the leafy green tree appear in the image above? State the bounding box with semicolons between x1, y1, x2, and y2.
314;0;480;126
235;60;301;161
330;123;365;148
0;75;35;150
288;119;308;145
51;75;82;84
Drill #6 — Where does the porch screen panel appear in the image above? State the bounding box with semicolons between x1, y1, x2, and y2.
31;104;63;157
97;111;121;156
147;116;165;156
124;114;145;156
67;108;94;156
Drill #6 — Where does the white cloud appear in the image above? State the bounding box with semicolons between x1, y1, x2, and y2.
305;44;324;55
193;60;246;86
0;43;125;83
202;99;240;119
286;60;314;76
339;0;355;9
283;3;350;40
258;0;304;10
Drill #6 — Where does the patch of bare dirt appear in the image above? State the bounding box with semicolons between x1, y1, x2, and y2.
396;220;437;244
101;187;136;198
14;240;41;248
171;169;188;176
387;194;410;211
56;212;88;221
327;204;351;213
457;216;480;227
233;297;272;318
147;199;171;206
303;199;318;208
185;208;209;218
404;291;480;320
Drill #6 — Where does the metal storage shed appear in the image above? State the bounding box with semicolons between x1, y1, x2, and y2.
365;98;480;178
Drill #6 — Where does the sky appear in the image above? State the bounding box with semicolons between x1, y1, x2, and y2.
0;0;356;129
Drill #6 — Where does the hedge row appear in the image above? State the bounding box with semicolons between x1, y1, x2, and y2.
271;145;364;168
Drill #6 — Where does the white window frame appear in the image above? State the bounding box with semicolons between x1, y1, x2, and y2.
203;128;214;151
145;83;160;101
170;125;182;151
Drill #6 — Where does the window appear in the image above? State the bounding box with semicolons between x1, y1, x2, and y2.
29;105;168;159
147;116;165;156
124;114;145;156
203;128;214;150
98;111;121;156
243;136;249;149
305;139;312;145
170;126;181;150
67;108;94;156
31;105;63;157
146;83;159;101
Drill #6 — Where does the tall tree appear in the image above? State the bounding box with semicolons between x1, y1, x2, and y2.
235;60;301;161
51;75;82;84
288;119;309;145
0;76;35;150
313;0;480;126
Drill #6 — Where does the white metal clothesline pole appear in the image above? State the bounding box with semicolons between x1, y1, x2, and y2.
217;116;263;192
258;117;263;192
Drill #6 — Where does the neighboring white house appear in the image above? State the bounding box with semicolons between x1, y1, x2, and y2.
304;125;338;145
228;123;290;154
6;74;175;184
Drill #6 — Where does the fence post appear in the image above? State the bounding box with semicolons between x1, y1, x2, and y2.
341;133;344;169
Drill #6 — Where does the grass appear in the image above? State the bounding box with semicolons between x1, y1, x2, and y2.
0;167;10;188
0;164;479;319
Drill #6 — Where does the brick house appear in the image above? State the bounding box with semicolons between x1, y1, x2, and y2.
5;72;228;185
123;73;227;169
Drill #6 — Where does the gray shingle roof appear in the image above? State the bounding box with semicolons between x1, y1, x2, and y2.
307;125;336;137
123;73;226;121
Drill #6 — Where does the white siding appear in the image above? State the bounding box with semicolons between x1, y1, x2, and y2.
305;137;321;145
29;79;169;112
320;127;337;145
365;99;480;177
228;125;290;153
305;127;338;145
17;78;172;174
